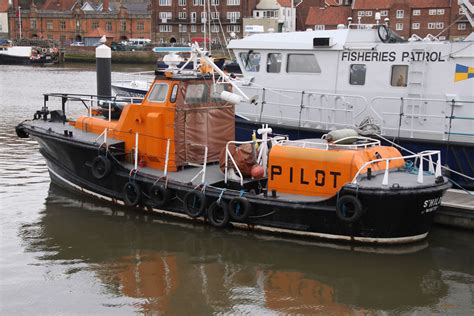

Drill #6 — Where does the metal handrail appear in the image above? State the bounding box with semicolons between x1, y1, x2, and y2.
351;150;442;185
277;136;381;150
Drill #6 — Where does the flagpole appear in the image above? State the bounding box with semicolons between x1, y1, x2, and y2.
18;6;22;39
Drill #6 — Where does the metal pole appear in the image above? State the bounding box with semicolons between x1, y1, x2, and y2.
134;132;139;170
18;6;22;39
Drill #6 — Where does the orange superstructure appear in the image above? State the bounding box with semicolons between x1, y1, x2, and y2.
268;143;405;197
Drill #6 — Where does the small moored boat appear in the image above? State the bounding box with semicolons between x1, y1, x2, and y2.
16;45;450;244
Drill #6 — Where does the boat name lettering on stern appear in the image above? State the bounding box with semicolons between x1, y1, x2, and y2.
341;51;446;63
422;197;442;214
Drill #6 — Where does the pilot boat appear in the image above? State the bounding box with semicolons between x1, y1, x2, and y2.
16;44;450;244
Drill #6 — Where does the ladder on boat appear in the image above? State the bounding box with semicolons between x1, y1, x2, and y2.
406;48;427;125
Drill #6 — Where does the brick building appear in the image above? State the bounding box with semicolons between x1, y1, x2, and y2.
7;0;151;44
304;0;472;40
150;0;257;44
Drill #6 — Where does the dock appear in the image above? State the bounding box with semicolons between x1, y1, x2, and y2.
435;189;474;229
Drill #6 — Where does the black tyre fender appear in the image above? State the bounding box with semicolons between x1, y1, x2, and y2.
336;195;364;223
91;156;112;179
123;181;141;207
228;197;251;221
183;191;206;218
15;126;29;138
149;183;171;207
207;201;230;228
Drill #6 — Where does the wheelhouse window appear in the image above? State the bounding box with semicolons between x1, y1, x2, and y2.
287;54;321;73
240;52;261;72
391;65;408;87
210;84;231;102
266;53;282;73
185;84;208;104
349;64;366;85
148;83;169;103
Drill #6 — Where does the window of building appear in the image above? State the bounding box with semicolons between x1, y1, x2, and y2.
179;0;186;5
436;22;444;29
193;0;204;5
429;9;436;15
92;21;99;29
185;84;208;104
391;65;408;87
159;25;172;32
459;7;465;15
211;12;220;19
240;52;261;72
267;53;282;73
227;0;240;5
396;23;403;31
30;19;37;29
428;22;435;29
47;21;53;30
201;12;207;21
315;25;325;30
160;12;172;20
458;23;466;30
211;25;219;33
349;64;366;85
380;10;388;16
120;21;126;31
227;12;240;23
412;22;420;30
365;11;372;16
148;83;169;103
159;0;171;5
106;21;112;31
179;12;187;19
413;9;420;16
191;25;197;32
60;21;66;30
137;21;144;31
437;9;445;15
396;10;404;19
287;54;321;73
358;11;365;17
226;25;240;32
211;0;219;4
179;24;187;32
191;12;197;23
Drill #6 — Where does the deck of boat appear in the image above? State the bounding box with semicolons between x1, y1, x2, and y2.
436;190;474;229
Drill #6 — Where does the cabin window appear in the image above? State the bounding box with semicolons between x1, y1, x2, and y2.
210;84;230;102
287;54;321;73
185;84;208;104
266;53;282;73
148;83;169;103
349;64;366;85
240;52;261;72
170;84;178;102
391;65;408;87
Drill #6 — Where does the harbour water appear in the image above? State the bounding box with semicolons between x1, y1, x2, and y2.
1;65;473;314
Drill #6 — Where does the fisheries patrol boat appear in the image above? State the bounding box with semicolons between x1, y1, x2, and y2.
16;44;450;244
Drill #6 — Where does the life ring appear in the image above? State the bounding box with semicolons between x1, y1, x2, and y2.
336;195;364;223
123;181;141;207
42;48;47;53
15;126;29;138
207;201;230;228
183;191;206;218
91;155;111;179
377;25;390;43
149;183;171;207
228;197;250;221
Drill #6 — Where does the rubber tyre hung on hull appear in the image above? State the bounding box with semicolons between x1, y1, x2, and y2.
228;197;251;221
336;195;364;223
183;191;207;218
207;201;230;228
123;181;141;207
149;183;171;207
91;156;112;179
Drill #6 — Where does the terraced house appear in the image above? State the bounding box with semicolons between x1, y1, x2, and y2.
7;0;151;44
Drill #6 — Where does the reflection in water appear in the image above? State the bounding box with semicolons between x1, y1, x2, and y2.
17;184;453;314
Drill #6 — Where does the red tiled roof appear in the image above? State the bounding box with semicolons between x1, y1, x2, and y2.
305;6;352;26
0;0;10;12
353;0;450;10
42;0;78;11
352;0;394;10
84;27;114;38
409;0;450;9
277;0;292;7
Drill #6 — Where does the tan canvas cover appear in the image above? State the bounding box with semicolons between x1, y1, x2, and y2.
174;80;235;167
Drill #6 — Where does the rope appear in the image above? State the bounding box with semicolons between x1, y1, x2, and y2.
217;188;226;205
448;178;474;196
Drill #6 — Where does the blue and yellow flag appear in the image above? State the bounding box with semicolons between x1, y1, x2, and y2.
454;64;474;82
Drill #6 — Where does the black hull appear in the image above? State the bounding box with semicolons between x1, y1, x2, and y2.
25;126;449;245
0;54;31;65
235;118;474;190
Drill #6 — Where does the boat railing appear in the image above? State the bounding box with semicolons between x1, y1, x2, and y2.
351;150;442;186
278;136;381;150
369;96;474;140
238;85;369;129
186;143;209;185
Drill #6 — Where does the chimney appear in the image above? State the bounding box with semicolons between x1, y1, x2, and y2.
103;0;109;12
